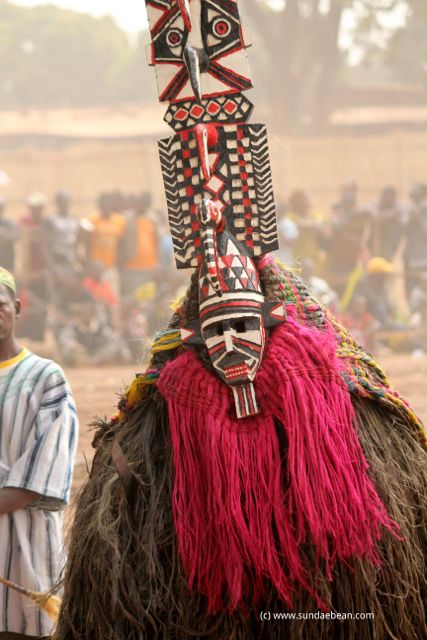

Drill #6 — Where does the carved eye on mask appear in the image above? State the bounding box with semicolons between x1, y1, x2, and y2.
166;28;184;49
203;4;242;57
152;13;188;63
211;18;232;39
204;318;257;339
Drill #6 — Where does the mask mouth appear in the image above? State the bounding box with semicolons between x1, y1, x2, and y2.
224;363;251;382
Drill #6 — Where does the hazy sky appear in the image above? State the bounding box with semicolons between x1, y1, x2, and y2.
11;0;149;32
11;0;407;58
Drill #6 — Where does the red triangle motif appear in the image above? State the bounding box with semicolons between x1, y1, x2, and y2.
220;255;234;268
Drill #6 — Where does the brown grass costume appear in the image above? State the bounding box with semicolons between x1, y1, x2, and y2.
54;261;427;640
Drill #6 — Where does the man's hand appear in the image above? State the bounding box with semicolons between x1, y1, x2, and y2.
0;487;42;515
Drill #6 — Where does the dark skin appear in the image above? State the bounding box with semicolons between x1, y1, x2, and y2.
0;284;40;516
0;284;21;361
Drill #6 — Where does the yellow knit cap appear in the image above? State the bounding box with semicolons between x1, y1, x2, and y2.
0;267;16;294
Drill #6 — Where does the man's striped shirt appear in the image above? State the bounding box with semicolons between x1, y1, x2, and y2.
0;348;78;636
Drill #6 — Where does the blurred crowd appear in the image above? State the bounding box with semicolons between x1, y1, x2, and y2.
1;177;427;364
0;189;186;365
277;179;427;353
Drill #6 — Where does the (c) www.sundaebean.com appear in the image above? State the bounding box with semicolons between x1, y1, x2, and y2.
260;611;375;621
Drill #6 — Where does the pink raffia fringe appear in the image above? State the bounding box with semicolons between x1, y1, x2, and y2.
157;311;398;613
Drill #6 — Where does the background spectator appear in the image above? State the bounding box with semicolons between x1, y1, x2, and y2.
45;189;79;272
355;257;397;330
404;182;427;296
287;189;328;267
5;180;427;361
0;197;19;272
84;192;126;271
371;186;408;261
121;191;160;296
45;189;81;309
19;192;49;341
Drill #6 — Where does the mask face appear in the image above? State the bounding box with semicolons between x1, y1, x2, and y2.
197;229;266;390
145;0;252;103
201;313;266;385
178;217;286;418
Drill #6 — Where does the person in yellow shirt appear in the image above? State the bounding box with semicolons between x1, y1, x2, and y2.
287;189;329;268
121;192;160;297
87;193;126;269
80;193;126;300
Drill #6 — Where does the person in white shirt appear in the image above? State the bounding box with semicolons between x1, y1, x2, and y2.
0;267;78;640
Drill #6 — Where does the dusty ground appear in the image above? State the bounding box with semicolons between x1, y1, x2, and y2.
67;353;427;494
65;366;132;491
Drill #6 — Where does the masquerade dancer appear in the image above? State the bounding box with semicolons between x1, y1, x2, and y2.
55;2;427;639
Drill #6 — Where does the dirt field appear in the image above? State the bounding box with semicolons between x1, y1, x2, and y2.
67;353;427;492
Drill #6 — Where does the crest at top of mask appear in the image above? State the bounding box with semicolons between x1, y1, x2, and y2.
145;0;253;103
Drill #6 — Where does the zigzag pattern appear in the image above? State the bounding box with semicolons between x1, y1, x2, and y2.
158;135;198;268
249;124;278;252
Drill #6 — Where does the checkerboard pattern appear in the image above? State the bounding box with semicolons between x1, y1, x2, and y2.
159;123;278;269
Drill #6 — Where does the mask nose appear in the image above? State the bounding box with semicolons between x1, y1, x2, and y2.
183;45;209;102
224;327;236;353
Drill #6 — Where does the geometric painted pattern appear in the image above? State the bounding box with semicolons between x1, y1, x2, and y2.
164;93;254;131
218;254;259;292
159;123;279;269
145;0;253;104
142;0;287;419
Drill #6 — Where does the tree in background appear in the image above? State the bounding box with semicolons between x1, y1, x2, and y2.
0;2;156;108
0;0;424;129
386;0;427;88
243;0;419;132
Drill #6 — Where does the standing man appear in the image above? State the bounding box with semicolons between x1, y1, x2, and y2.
121;191;159;297
19;193;49;341
0;198;19;273
82;193;126;301
405;182;427;296
0;267;78;639
371;186;407;260
45;190;80;322
287;189;328;267
45;190;79;274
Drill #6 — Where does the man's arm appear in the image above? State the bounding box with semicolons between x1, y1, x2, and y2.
0;487;42;515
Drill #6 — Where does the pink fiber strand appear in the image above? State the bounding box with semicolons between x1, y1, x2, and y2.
158;314;398;613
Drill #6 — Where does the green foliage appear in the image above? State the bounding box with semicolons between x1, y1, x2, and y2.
386;0;427;84
0;0;422;119
0;1;155;108
243;0;421;130
244;0;349;129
